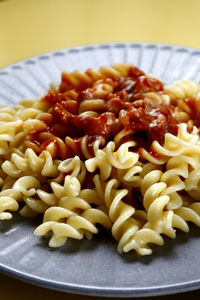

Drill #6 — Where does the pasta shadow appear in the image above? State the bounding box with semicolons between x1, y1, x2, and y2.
0;213;43;233
58;227;113;255
35;225;113;255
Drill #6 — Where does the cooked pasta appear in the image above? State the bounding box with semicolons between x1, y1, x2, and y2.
165;80;200;100
1;62;200;256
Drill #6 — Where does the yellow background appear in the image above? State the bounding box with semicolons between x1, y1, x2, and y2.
1;0;200;299
1;0;200;68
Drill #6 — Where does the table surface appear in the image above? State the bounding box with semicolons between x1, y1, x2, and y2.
1;0;200;299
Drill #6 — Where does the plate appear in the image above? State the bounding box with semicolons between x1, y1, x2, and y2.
1;42;200;298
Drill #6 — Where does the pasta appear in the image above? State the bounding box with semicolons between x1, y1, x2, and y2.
1;62;200;256
165;80;200;100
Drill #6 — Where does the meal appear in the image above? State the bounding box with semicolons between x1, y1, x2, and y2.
1;62;200;256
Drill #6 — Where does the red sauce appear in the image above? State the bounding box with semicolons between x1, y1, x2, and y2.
127;65;145;78
184;97;200;127
133;76;164;93
119;102;178;147
28;65;179;160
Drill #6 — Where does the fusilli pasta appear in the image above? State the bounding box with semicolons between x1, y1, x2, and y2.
0;62;200;256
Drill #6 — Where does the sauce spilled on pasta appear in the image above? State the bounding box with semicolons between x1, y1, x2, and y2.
28;65;181;159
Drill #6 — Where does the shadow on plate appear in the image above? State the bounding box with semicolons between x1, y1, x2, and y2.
34;222;200;265
1;215;200;263
35;225;114;255
0;213;43;233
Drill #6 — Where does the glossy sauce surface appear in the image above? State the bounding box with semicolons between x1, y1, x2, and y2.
29;68;179;159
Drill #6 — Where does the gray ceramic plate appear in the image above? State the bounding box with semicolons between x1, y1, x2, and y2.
1;42;200;298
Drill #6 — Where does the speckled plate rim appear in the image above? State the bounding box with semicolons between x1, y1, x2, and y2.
1;42;200;298
1;41;200;72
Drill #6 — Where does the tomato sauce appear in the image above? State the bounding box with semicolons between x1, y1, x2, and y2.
28;65;179;160
184;97;200;127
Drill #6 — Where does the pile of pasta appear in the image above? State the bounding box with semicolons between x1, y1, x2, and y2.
1;62;200;255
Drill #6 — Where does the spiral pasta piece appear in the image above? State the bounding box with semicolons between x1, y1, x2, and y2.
140;165;176;238
117;164;143;188
0;120;23;156
185;169;200;200
85;146;112;181
85;141;139;181
140;159;200;242
58;156;86;184
1;149;59;178
140;163;190;238
0;106;19;122
64;135;105;160
61;63;134;91
141;123;200;164
94;175;136;252
144;92;170;106
165;80;200;99
93;174;154;254
0;187;22;220
34;204;112;247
